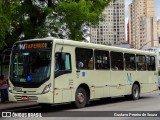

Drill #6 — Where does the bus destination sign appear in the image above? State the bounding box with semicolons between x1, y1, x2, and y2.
18;42;52;50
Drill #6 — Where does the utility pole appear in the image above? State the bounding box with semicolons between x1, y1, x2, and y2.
139;40;159;50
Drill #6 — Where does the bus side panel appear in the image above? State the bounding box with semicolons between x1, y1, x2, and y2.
80;70;110;99
54;89;62;103
137;71;151;93
149;71;158;92
54;44;76;103
125;72;134;95
110;71;126;96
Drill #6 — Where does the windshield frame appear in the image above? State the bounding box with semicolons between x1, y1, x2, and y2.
10;40;53;88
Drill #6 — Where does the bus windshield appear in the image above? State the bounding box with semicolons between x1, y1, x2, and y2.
10;41;52;86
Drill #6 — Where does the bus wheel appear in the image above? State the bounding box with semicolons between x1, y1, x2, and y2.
75;87;87;108
132;84;140;100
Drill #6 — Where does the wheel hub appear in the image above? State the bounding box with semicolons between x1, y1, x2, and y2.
134;87;139;98
77;92;84;103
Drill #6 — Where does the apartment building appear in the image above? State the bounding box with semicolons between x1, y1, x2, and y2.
90;0;125;45
128;0;158;49
158;20;160;43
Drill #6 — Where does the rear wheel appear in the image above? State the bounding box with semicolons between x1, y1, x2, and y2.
75;87;87;108
131;84;140;100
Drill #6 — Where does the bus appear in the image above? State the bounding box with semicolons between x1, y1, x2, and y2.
8;37;158;108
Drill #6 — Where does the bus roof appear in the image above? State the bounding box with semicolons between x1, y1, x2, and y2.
15;37;156;56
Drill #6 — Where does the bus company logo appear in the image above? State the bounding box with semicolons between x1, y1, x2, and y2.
2;112;11;117
1;112;42;117
127;73;132;83
18;43;25;50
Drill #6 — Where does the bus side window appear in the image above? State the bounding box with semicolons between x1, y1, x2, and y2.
146;56;156;71
110;51;124;70
95;50;110;70
55;52;72;72
124;53;136;71
76;47;93;70
136;55;146;71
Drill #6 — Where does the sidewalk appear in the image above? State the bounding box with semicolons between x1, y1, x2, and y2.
0;98;38;111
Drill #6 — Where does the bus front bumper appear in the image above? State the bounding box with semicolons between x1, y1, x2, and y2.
9;92;53;104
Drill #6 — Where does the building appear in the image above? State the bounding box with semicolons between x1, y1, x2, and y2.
90;0;125;45
158;20;160;43
128;0;158;49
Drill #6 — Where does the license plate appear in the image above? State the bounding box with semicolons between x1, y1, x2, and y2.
13;87;22;91
21;96;29;101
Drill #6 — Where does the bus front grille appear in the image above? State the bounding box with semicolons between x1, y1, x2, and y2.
14;95;38;101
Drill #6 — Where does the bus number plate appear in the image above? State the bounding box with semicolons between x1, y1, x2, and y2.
13;87;22;91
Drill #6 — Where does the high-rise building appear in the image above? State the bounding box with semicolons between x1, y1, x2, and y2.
90;0;125;45
128;0;158;49
158;20;160;44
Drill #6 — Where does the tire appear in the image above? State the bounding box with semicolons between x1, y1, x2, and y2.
75;87;87;108
131;84;140;100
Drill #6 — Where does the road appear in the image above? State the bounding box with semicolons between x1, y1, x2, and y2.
2;91;160;120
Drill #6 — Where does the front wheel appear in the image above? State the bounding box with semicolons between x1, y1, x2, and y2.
132;84;140;100
75;87;87;108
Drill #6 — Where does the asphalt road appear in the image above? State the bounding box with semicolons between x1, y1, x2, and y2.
2;91;160;120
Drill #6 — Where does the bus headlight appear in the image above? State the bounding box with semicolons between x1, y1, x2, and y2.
42;83;51;94
8;85;12;93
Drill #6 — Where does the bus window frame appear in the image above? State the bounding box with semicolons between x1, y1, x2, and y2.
110;51;124;71
54;52;72;78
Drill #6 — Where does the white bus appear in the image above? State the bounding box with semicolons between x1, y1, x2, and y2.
9;37;158;108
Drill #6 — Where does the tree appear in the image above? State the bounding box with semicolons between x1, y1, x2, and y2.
0;0;114;50
3;0;54;50
0;1;10;49
55;0;113;41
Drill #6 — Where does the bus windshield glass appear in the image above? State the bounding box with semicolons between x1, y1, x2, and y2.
10;41;52;85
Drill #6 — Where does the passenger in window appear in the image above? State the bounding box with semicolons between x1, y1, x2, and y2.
142;65;146;70
126;64;132;70
137;65;141;70
138;65;144;71
78;60;84;69
88;58;93;69
112;64;118;70
96;63;100;69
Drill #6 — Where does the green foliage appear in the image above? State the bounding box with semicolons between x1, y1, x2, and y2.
0;2;10;49
56;0;113;41
0;0;114;50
